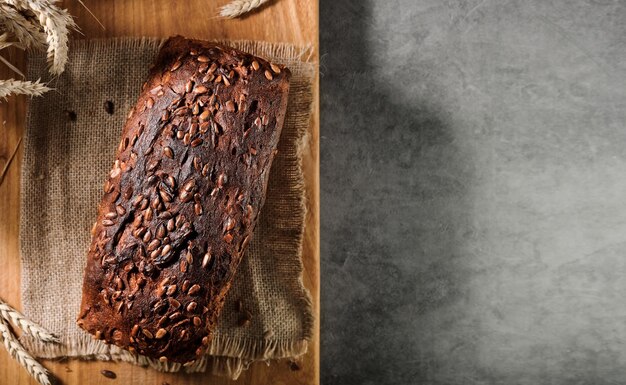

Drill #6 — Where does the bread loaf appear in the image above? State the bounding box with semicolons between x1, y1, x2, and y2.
77;36;290;363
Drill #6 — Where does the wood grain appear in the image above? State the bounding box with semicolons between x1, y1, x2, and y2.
0;0;319;384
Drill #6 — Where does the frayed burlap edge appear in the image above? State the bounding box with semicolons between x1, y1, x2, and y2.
19;37;315;380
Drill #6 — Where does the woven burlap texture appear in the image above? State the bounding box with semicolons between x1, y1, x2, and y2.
19;38;314;380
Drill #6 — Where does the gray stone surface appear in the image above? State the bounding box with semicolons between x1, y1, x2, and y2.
320;1;626;384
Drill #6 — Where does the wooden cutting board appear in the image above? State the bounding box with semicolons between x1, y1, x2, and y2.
0;0;319;384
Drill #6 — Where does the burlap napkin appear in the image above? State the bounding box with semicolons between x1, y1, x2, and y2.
19;38;314;379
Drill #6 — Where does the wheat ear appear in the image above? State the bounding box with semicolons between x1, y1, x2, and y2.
220;0;271;18
4;0;76;75
0;301;59;343
0;79;51;100
0;3;46;48
0;317;51;385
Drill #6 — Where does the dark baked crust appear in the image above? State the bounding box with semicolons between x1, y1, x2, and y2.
77;36;290;363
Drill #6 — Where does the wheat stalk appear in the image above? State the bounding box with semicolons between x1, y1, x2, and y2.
0;3;46;49
0;31;25;50
0;33;26;76
0;301;59;343
0;79;51;100
4;0;76;75
0;317;51;385
220;0;271;18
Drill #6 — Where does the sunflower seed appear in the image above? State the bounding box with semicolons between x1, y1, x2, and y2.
182;179;196;192
155;328;167;339
176;129;185;140
192;103;200;115
132;227;145;239
251;60;260;71
180;190;192;202
194;85;208;94
105;212;117;220
163;147;174;159
208;63;217;74
147;239;161;251
161;244;172;256
171;60;182;71
180;259;188;273
183;133;191;145
199;109;210;121
197;55;210;62
190;123;199;137
264;70;273;80
225;100;235;112
185;80;194;93
151;196;160;209
142;229;152;243
142;329;153;339
166;218;176;232
188;284;201;295
202;252;212;268
115;205;126;216
159;189;172;202
169;298;181;309
146;97;154;109
175;106;190;116
194;203;203;215
217;174;227;187
144;207;154;222
150;249;161;260
202;164;210;177
102;219;115;226
191;138;203;147
187;302;197;312
157;316;169;328
270;63;281;74
158;211;173;220
169;312;182;320
193;317;202;326
198;123;209;135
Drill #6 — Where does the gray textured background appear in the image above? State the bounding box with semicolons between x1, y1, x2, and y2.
320;1;626;384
